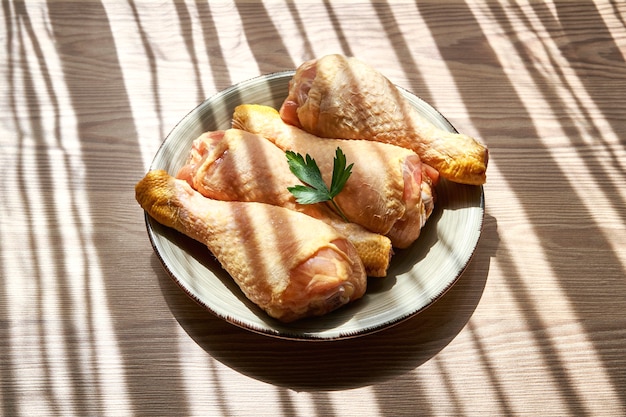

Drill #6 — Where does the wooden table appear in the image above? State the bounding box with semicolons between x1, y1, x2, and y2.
2;1;625;415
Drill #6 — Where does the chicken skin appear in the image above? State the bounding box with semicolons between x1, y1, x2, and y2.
232;104;436;249
135;170;367;322
176;129;393;277
280;54;488;185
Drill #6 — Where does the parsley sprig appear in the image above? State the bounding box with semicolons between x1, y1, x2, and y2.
286;147;353;222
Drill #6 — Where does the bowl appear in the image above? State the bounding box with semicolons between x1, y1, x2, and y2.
145;71;484;340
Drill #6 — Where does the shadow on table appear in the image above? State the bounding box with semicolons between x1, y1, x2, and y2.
156;214;498;391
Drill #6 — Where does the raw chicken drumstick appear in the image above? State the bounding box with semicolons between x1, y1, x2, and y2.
232;104;436;249
135;170;367;322
280;54;488;185
176;129;393;277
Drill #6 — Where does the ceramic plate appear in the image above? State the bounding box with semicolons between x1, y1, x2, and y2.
146;71;484;340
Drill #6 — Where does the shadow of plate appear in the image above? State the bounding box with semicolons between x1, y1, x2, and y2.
154;214;498;391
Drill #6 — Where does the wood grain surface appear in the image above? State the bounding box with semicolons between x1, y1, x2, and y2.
1;1;625;416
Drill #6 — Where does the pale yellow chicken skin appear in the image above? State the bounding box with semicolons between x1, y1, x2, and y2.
135;170;367;322
233;104;436;249
280;54;488;185
176;129;393;277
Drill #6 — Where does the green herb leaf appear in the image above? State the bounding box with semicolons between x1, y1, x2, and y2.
285;151;329;195
286;147;353;221
330;147;354;197
286;185;329;205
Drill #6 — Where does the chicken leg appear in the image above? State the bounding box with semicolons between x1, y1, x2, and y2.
135;170;367;322
176;129;393;277
232;104;436;249
280;54;488;185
